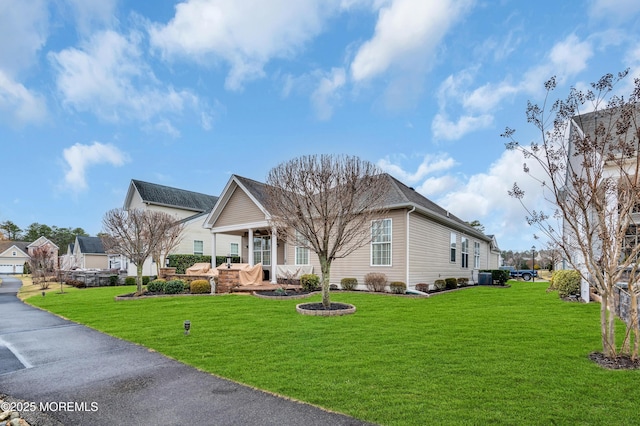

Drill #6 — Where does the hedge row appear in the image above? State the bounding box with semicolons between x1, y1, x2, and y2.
167;254;241;273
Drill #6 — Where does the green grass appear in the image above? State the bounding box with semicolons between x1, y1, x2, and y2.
27;282;639;425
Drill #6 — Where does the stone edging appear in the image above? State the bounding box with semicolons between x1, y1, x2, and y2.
296;302;356;316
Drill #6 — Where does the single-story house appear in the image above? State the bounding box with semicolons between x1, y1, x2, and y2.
117;179;242;276
204;174;501;289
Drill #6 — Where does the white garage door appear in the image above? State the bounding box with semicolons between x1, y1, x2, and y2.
0;264;23;274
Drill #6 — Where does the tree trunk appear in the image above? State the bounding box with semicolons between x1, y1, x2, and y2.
136;264;143;295
629;286;639;360
320;256;332;308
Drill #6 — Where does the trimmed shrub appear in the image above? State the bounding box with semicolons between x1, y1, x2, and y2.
457;277;469;287
109;275;119;286
164;279;187;295
190;279;211;294
551;270;581;298
66;279;84;288
445;277;458;290
147;279;166;293
124;276;136;286
480;269;509;285
142;276;151;286
300;274;320;291
434;280;446;291
390;281;407;294
340;278;358;291
415;283;429;292
364;272;387;292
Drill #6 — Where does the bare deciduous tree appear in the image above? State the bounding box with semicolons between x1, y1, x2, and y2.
101;208;182;295
29;245;55;290
152;220;185;276
265;154;390;308
503;70;640;359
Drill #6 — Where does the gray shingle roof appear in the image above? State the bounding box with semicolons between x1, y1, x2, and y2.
234;173;486;240
76;236;105;254
132;180;219;212
234;175;269;206
0;241;29;255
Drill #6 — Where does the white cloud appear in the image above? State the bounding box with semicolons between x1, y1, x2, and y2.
589;0;640;22
431;113;493;141
49;30;208;133
0;0;48;76
149;0;336;91
311;67;347;120
62;142;129;192
378;153;457;184
65;0;118;35
350;0;474;82
0;70;47;125
414;175;459;197
435;148;551;250
432;34;593;141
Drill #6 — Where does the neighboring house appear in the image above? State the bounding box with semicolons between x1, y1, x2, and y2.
0;241;30;274
562;106;640;301
204;174;501;289
120;179;242;276
71;236;108;269
0;237;59;274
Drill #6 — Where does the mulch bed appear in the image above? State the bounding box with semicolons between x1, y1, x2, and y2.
589;352;640;370
296;302;353;311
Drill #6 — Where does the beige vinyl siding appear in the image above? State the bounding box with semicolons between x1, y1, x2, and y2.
408;213;490;286
215;186;266;228
82;254;108;269
282;209;407;287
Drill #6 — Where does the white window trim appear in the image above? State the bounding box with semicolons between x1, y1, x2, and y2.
230;242;239;256
371;218;392;267
294;232;310;265
193;240;204;256
461;237;469;269
450;232;457;263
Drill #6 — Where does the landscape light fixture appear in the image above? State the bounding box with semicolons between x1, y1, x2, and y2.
226;255;232;268
184;320;191;336
42;291;45;297
531;245;536;283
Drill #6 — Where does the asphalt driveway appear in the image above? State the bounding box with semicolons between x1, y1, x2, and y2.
0;276;370;425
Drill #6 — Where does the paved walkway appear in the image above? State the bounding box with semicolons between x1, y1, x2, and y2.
0;276;371;425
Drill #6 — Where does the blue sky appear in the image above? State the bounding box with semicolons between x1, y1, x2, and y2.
1;0;639;251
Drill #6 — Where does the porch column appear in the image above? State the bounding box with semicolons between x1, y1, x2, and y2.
248;229;254;266
271;227;277;283
210;232;217;269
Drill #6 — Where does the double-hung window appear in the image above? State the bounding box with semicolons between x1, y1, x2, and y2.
193;240;204;255
295;231;309;265
450;233;457;262
230;243;239;257
371;219;392;266
461;237;469;268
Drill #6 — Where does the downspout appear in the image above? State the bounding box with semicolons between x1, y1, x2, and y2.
406;206;416;288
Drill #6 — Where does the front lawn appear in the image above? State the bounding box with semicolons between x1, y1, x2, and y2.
27;282;638;425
